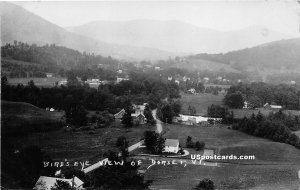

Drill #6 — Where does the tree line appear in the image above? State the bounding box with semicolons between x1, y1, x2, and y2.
224;82;300;109
232;111;300;149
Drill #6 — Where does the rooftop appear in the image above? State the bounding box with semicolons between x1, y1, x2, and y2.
165;139;179;147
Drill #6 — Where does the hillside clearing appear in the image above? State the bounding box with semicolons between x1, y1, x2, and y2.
180;93;224;115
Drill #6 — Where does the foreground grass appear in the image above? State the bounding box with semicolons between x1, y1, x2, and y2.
145;163;300;190
5;124;155;164
145;124;300;189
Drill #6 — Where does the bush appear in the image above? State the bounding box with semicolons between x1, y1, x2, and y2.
193;178;215;190
195;141;205;151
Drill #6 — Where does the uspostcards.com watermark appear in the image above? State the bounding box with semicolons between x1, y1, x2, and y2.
191;154;256;161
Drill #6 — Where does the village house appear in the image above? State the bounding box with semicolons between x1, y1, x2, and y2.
34;176;84;190
175;80;180;85
116;77;129;83
168;76;173;81
131;113;146;125
183;76;190;82
114;103;147;125
164;139;180;154
263;103;282;110
243;101;249;109
46;73;53;78
58;80;67;86
187;88;196;94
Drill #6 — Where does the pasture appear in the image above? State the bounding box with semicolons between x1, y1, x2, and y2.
4;123;155;164
8;77;66;87
1;101;65;134
144;124;300;189
180;93;224;115
230;108;300;119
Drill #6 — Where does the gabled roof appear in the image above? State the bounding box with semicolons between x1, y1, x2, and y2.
34;176;83;190
165;139;179;147
131;113;145;118
114;109;125;117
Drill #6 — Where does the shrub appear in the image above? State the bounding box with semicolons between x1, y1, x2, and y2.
195;141;205;151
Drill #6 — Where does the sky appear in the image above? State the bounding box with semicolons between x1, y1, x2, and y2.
14;0;300;37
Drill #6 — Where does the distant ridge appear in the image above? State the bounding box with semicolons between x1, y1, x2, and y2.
0;2;176;61
189;38;300;73
67;19;293;54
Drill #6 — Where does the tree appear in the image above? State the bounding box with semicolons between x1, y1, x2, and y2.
195;141;205;151
91;151;152;189
122;105;133;128
224;91;244;108
248;95;261;108
188;105;197;115
186;136;194;148
158;103;174;124
66;70;80;87
193;178;215;190
143;131;165;154
50;180;72;190
144;104;155;125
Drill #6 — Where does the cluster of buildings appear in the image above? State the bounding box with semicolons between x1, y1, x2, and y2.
174;114;222;126
114;103;148;125
243;101;282;110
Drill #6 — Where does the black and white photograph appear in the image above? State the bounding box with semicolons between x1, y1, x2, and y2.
1;0;300;189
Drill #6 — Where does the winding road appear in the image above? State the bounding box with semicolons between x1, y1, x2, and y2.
152;109;162;134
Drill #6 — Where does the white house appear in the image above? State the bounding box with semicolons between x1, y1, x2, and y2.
164;139;179;154
116;77;129;83
154;66;161;70
168;76;173;81
34;176;84;190
243;101;249;109
188;88;196;94
46;73;53;78
263;103;282;110
58;80;67;86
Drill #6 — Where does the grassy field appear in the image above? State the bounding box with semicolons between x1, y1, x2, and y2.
4;122;155;163
230;108;300;119
2;101;155;165
144;124;300;189
8;77;66;87
1;101;65;134
180;93;224;115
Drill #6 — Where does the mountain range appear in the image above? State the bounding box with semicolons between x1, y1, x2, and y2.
67;20;292;54
0;2;175;61
1;2;295;61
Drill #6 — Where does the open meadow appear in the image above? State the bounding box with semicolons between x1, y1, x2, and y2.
230;108;300;119
8;77;66;87
4;123;155;164
144;124;300;190
180;93;224;115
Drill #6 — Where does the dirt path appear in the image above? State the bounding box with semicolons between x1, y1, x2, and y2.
152;109;162;134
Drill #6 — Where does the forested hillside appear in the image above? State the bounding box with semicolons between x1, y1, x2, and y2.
1;42;119;77
190;38;300;72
